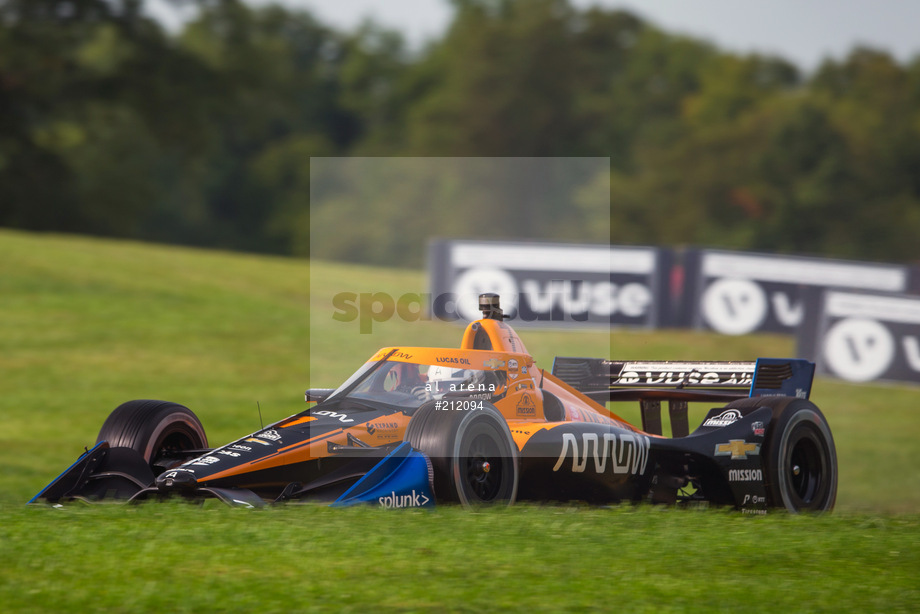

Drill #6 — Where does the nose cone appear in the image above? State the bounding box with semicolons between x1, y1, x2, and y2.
156;469;198;491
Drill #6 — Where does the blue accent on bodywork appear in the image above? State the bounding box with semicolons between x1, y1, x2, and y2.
332;442;435;508
28;441;109;504
750;358;815;399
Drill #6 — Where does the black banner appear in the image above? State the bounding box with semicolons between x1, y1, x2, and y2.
428;240;673;328
799;290;920;385
685;250;912;336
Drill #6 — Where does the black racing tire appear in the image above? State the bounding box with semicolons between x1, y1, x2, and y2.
404;400;519;506
725;396;837;512
96;400;208;473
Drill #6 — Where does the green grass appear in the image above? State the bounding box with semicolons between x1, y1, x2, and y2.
1;503;917;613
2;229;919;612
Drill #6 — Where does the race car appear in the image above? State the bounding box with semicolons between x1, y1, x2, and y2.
31;293;837;513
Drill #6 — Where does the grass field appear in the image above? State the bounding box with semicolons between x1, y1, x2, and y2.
1;229;919;612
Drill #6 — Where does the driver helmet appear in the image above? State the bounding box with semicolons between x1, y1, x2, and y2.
426;365;469;397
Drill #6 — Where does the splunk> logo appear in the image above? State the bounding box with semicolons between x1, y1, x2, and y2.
378;490;430;508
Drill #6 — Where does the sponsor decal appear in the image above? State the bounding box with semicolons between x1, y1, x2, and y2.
816;291;920;385
366;421;397;434
702;278;769;335
715;440;761;460
553;432;650;475
432;238;663;329
461;392;494;400
823;318;894;382
245;437;271;446
751;422;765;437
703;409;743;428
256;429;282;441
436;356;471;366
162;469;196;479
483;358;505;369
393;351;413;360
508;359;519;379
613;364;754;387
218;450;241;458
230;444;252;452
521;279;653;321
742;494;767;506
580;411;613;425
905;337;920;372
450;272;655;324
189;455;221;467
313;410;354;424
378;490;430;509
729;469;763;482
515;393;536;417
514;381;533;391
366;421;399;438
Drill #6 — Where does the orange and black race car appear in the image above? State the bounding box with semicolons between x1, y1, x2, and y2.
32;294;837;513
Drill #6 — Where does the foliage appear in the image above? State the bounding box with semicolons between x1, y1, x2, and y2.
1;0;919;264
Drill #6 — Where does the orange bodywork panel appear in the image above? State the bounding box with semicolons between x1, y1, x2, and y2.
204;316;650;484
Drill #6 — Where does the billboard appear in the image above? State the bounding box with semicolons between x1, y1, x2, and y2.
684;250;913;335
428;240;673;328
799;290;920;385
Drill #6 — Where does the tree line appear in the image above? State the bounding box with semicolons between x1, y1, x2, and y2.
2;0;918;267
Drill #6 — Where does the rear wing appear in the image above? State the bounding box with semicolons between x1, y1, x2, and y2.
552;357;814;401
551;357;815;437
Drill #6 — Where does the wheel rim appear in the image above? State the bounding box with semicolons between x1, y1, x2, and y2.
155;428;202;455
148;423;207;471
784;424;829;509
452;415;517;505
790;436;821;502
463;433;505;502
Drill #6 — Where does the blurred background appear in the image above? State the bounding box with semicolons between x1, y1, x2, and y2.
2;0;919;267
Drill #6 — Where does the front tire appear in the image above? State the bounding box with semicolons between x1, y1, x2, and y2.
404;401;519;506
97;400;208;475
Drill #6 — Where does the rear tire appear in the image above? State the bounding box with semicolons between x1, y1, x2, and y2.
97;400;208;474
404;401;518;506
724;397;837;512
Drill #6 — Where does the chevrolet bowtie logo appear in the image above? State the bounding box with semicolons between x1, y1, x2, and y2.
483;358;505;369
715;440;761;460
